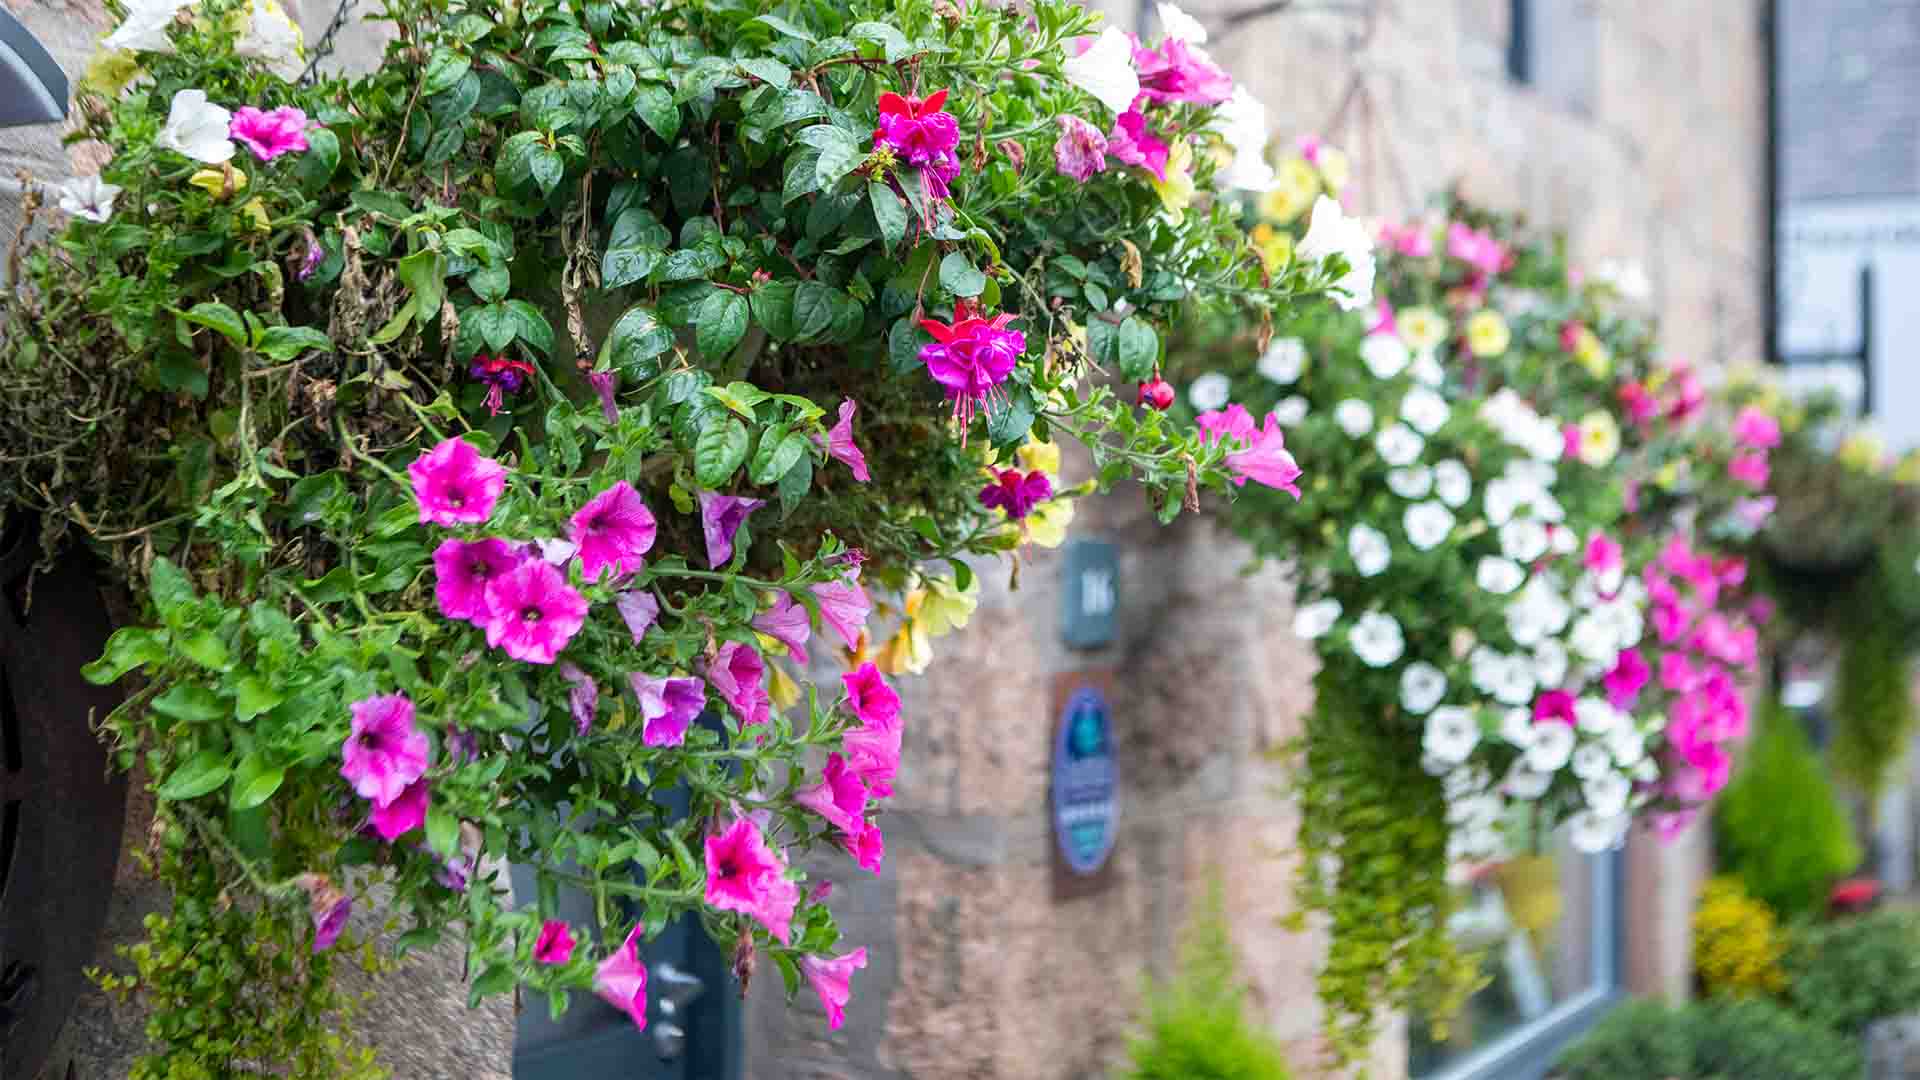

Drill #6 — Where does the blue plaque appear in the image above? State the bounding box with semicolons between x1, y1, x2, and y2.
1051;684;1119;877
1060;539;1119;649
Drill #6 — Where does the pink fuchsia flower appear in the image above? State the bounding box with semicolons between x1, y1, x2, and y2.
846;820;886;874
470;355;535;417
482;559;589;664
1225;413;1304;496
409;438;508;526
1732;405;1782;449
918;309;1026;432
1533;690;1577;728
1660;650;1704;693
342;694;430;807
1617;381;1659;426
1603;649;1650;709
872;89;960;169
1131;35;1232;105
1196;404;1257;447
571;481;657;581
843;662;902;730
814;575;871;649
753;593;812;665
433;537;521;624
699;491;764;569
628;671;707;748
560;662;599;735
229;104;309;161
816;399;870;483
615;590;660;644
796;752;870;838
1053;115;1109;181
1106;109;1169;180
704;817;796;943
1728;451;1770;489
593;923;649;1030
979;468;1053;520
1583;531;1624;578
708;640;771;727
533;921;576;966
801;948;868;1031
368;777;429;840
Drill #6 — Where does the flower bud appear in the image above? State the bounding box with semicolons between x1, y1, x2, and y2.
1137;377;1175;411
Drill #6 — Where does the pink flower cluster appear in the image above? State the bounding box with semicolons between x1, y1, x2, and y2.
230;105;310;161
1052;31;1228;184
918;305;1026;432
1644;536;1763;821
873;90;961;211
1196;404;1305;497
1446;222;1509;278
1379;219;1435;258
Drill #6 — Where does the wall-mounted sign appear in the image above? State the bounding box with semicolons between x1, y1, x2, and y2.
1060;539;1119;649
1050;675;1119;894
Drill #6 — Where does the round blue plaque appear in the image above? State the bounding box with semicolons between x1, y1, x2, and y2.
1051;685;1119;876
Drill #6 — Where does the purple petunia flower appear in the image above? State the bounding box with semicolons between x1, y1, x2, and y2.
795;752;869;839
559;662;599;735
699;491;765;569
614;590;660;644
1053;115;1109;182
629;671;707;748
593;923;649;1030
707;640;771;727
367;777;430;841
534;920;576;966
815;398;871;483
752;593;812;666
813;575;871;650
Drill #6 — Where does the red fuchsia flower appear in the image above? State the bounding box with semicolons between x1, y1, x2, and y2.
1106;109;1169;180
588;370;619;424
753;593;813;665
628;671;707;748
533;920;576;966
1447;222;1508;276
873;90;960;170
1732;405;1782;449
571;481;657;581
615;590;660;644
814;574;872;650
1131;35;1232;105
1583;531;1624;579
708;640;771;727
1225;413;1304;497
1603;648;1650;709
482;559;589;665
297;875;352;954
341;694;430;807
1053;115;1109;181
1533;690;1577;727
699;491;765;569
796;752;870;839
1196;404;1257;446
409;437;508;526
593;923;649;1030
801;948;868;1031
560;662;599;735
1727;450;1770;489
432;537;520;624
229;104;310;161
918;309;1026;432
368;777;429;841
847;820;886;873
1137;376;1175;411
816;398;871;483
843;662;901;730
979;468;1053;520
469;355;536;417
704;817;797;944
1831;878;1881;914
1661;650;1704;693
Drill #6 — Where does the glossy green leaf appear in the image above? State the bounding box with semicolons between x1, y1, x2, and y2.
693;417;750;487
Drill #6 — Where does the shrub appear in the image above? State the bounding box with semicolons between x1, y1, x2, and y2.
1714;700;1861;919
1831;616;1917;801
1123;884;1293;1080
1554;996;1863;1080
1784;909;1920;1037
1692;876;1787;998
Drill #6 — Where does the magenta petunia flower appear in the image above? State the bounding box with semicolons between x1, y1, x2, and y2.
629;671;707;748
708;640;771;727
593;923;649;1030
1603;648;1650;709
704;817;795;943
229;105;310;161
814;575;871;650
615;590;660;644
1732;405;1781;450
1196;404;1257;447
588;370;619;424
1105;109;1169;180
533;920;576;966
1583;531;1623;579
918;309;1026;431
1131;36;1232;105
842;663;902;729
482;559;589;665
753;593;812;665
308;883;351;953
433;537;521;624
1225;413;1303;497
846;820;885;874
297;233;324;281
1618;381;1659;426
1727;451;1770;490
1532;690;1577;727
560;662;599;735
815;398;871;483
801;948;868;1031
570;481;657;581
409;437;508;526
1446;221;1508;276
1053;115;1109;181
978;468;1053;520
368;777;430;841
341;694;430;807
699;491;765;569
795;752;869;838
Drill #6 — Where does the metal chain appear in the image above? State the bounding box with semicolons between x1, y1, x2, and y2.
298;0;360;85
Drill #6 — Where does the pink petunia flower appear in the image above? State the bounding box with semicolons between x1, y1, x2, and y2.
1105;108;1169;180
1378;220;1433;257
846;820;885;874
817;398;871;482
1561;423;1583;461
704;817;797;943
1727;451;1770;490
1532;690;1577;727
814;575;872;650
570;481;657;581
341;694;430;807
1732;406;1781;450
593;923;649;1030
1660;651;1704;693
304;878;352;954
1667;367;1706;422
1652;600;1694;644
708;640;771;727
1054;115;1109;181
978;468;1053;520
533;920;576;966
1196;404;1257;447
432;537;520;623
795;752;869;838
1734;496;1777;530
918;309;1026;432
1603;648;1649;709
842;662;901;729
1446;222;1507;276
229;105;310;161
801;948;868;1031
482;559;589;665
1131;35;1232;105
628;671;707;748
1583;531;1623;578
699;491;765;569
1617;381;1659;426
409;438;508;526
1225;413;1303;496
1367;297;1398;337
753;593;812;665
560;662;599;735
588;370;619;423
615;590;661;643
368;777;430;841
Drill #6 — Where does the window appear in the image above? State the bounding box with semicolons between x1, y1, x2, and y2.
1504;0;1597;116
1507;0;1533;84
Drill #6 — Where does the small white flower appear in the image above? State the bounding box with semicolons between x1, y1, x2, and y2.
1490;655;1537;706
1574;697;1622;737
1594;258;1651;303
1595;599;1644;651
1188;372;1232;411
1633;757;1662;783
1446;792;1501;830
1295;195;1376;311
1433;460;1471;508
1348;524;1391;577
1213;86;1276;192
1360;332;1410;379
1350;611;1404;667
1534;492;1567;523
1375;423;1424;466
1258;337;1307;384
1507;578;1570;647
1525;722;1575;772
1423;705;1478;762
104;0;191;52
1606;724;1645;767
1569;613;1619;665
1443;763;1493;801
158;89;236;164
1062;27;1142;115
1504;764;1552;800
1387;465;1434;499
1334;398;1374;437
1292;598;1342;640
1571;742;1612;780
1470;647;1504;695
1399;386;1450;435
1483;477;1525;527
56;175;123;223
236;0;305;80
1584;773;1632;817
1526;417;1566;462
1272;396;1309;425
1498;707;1537;748
1567;809;1628;853
1476;557;1525;595
1422;753;1454;777
1532;639;1569;688
1552;525;1581;556
1403;501;1456;551
1499;519;1550;562
1157;1;1209;43
1410;350;1446;388
1401;662;1448;715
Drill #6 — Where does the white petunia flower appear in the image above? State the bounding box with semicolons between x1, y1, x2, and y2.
1507;578;1570;647
1188;372;1232;411
1569;612;1619;665
1567;810;1628;853
158;89;236;164
1291;598;1342;640
1594;258;1651;303
1483;476;1525;527
1295;195;1376;311
1552;525;1581;556
1632;757;1662;783
1387;465;1434;499
1595;599;1644;650
1360;332;1410;379
1570;742;1612;780
1476;557;1525;596
1258;337;1307;384
1404;501;1456;551
1157;1;1210;43
1350;611;1404;667
1490;655;1537;706
1062;27;1142;115
1574;697;1622;737
1213;87;1276;191
1525;416;1566;462
1375;423;1424;467
1400;662;1448;715
1470;647;1504;694
236;0;305;80
1525;722;1575;772
1504;764;1551;800
1446;792;1501;830
1433;459;1471;507
1606;724;1645;767
1499;707;1537;747
1409;350;1446;388
104;0;191;52
56;175;123;223
1334;399;1374;438
1348;524;1391;577
1443;763;1493;801
1399;386;1450;435
1272;396;1309;426
1532;639;1569;688
1499;519;1550;562
1584;773;1632;817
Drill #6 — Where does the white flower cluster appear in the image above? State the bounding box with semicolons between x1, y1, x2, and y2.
1480;388;1565;464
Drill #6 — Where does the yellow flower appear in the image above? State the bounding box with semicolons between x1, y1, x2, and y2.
189;166;249;200
1576;410;1621;467
79;49;141;97
766;663;802;711
1250;224;1293;272
1897;451;1920;486
1024;497;1075;549
1017;437;1061;479
1316;145;1351;193
1398;306;1450;353
1466;310;1511;358
1654;460;1688;490
1839;430;1887;472
241;197;271;232
876;622;932;675
1573;327;1612;378
917;574;979;637
1151;139;1196;223
1258;157;1319;224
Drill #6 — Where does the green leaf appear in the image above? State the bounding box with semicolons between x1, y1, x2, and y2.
777;451;812;519
157;751;232;801
802;125;863;189
469;963;515;1007
782;146;823;203
601;304;675;379
152;684;224;723
463;303;514;352
254;325;333;362
149;558;198;623
950;557;974;592
695;290;749;358
705;381;767;418
528;147;564;195
870;182;907;249
792;282;838;341
83;627;168;684
229;753;285;810
750;429;807;485
939;252;988;298
426;806;459;857
633;84;680;141
179;631;230;671
180;301;248;348
349;190;413;221
1114;316;1159;381
396;927;442;957
755;14;817;42
693;417;750;487
602;246;660;288
369;296;417;345
506;300;554;356
753;280;799;341
233;676;283;722
423;48;472;95
850;21;914;62
909;515;941;544
987;385;1037;447
397;248;448;317
738;58;791;88
295;127;341;192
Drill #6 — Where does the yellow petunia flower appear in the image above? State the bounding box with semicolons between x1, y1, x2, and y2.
1151;139;1197;224
1839;430;1887;472
241;197;271;232
1316;145;1351;193
1024;496;1075;549
1250;223;1293;272
917;574;979;637
1576;410;1621;467
1573;327;1612;378
1654;460;1688;491
1260;157;1320;225
79;49;141;97
1466;310;1511;358
1398;306;1450;354
877;619;932;676
189;166;248;200
767;663;802;711
1017;437;1062;480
